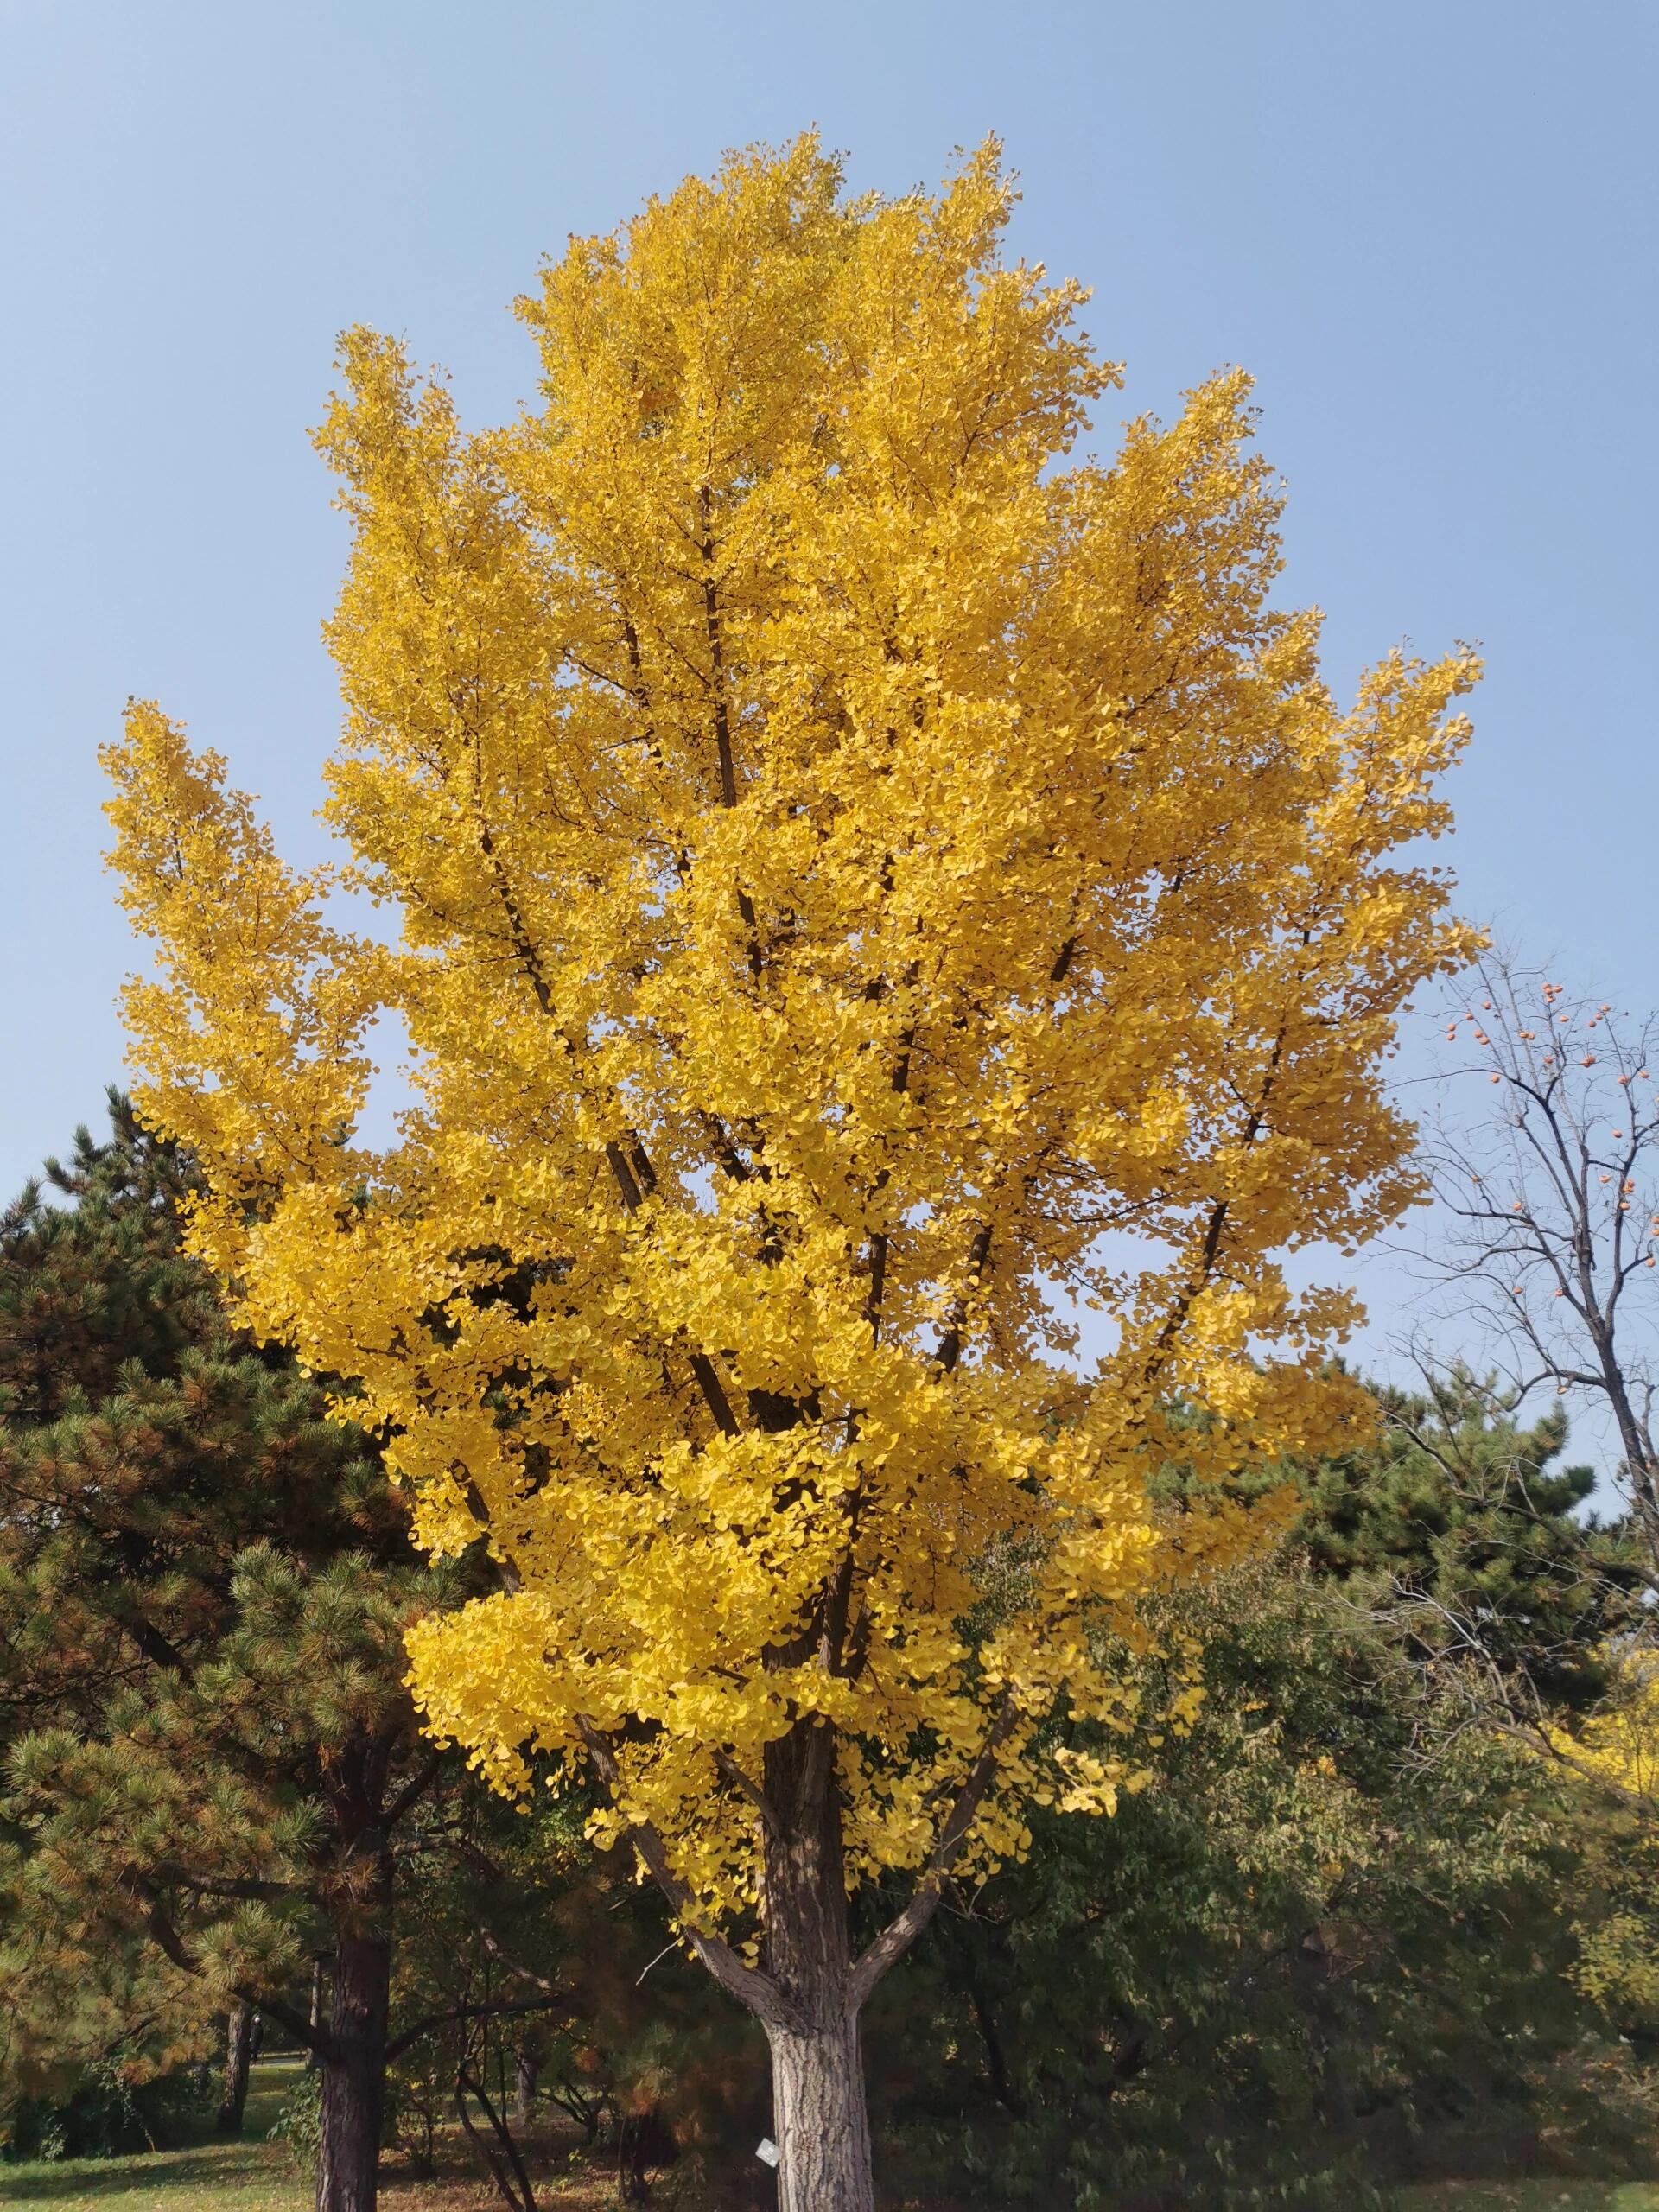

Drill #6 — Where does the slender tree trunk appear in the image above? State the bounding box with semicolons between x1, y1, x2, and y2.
760;1721;875;2212
315;1925;391;2212
513;2040;540;2126
610;1691;999;2208
306;1952;328;2070
217;1999;255;2134
607;1664;1007;2201
1298;1929;1355;2132
964;1969;1025;2120
457;2062;538;2212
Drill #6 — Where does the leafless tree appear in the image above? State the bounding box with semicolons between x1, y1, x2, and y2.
1417;951;1659;1593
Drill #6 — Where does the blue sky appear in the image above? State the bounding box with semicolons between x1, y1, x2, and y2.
3;0;1654;1221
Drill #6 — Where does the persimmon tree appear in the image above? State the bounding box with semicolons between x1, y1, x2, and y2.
1401;961;1659;2031
1427;959;1659;1572
105;138;1475;2210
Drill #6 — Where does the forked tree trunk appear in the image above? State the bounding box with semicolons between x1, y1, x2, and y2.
217;1999;255;2134
613;1696;1002;2209
607;1687;1005;2209
315;1924;391;2212
766;2013;873;2212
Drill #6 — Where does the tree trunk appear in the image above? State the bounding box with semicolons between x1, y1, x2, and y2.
306;1952;328;2069
760;1720;876;2212
315;1926;391;2212
766;2014;873;2212
217;1999;254;2134
457;2063;539;2212
513;2038;541;2126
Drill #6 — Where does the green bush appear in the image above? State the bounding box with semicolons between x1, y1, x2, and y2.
267;2067;323;2174
3;2058;213;2162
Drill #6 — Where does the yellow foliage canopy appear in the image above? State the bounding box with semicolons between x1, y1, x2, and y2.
105;138;1476;1934
1558;1656;1659;1806
1552;1656;1659;2015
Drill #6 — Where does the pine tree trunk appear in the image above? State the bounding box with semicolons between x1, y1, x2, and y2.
217;1999;254;2134
315;1927;391;2212
766;2014;873;2212
760;1720;876;2212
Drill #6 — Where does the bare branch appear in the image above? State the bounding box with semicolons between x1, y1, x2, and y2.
388;1994;572;2065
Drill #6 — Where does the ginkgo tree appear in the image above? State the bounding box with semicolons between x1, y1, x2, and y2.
105;137;1476;2211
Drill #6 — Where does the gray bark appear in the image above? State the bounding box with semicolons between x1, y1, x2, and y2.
766;2013;873;2212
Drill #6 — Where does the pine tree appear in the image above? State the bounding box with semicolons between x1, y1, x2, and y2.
1294;1369;1643;1708
0;1101;562;2212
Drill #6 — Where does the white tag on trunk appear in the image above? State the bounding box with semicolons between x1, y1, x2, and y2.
756;2137;781;2167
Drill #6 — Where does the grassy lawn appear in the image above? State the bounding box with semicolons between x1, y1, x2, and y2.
0;2058;305;2211
1394;2190;1659;2210
4;2065;1657;2212
0;2059;601;2211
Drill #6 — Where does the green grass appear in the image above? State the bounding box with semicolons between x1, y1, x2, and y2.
0;2058;307;2211
3;2069;1656;2212
0;2057;602;2210
1394;2190;1659;2210
0;2144;304;2210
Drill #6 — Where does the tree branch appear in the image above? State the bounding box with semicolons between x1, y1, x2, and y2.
575;1720;802;2031
388;1994;573;2065
382;1748;445;1831
145;1866;301;1904
933;1221;993;1376
118;1871;328;2053
714;1749;782;1838
849;1692;1020;2007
